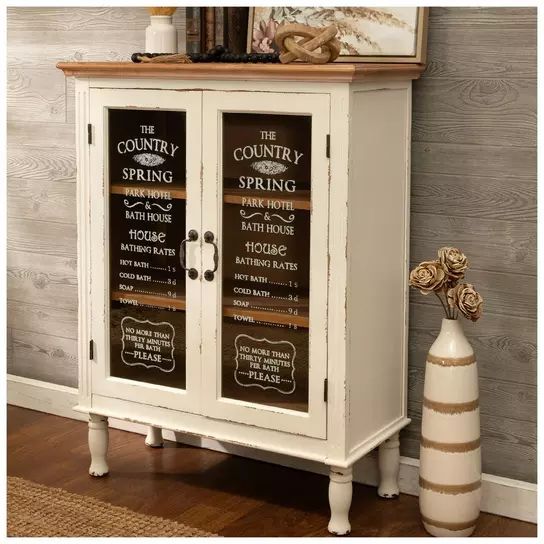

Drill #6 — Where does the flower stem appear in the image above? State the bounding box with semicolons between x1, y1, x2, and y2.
434;290;449;318
446;284;456;319
444;285;453;319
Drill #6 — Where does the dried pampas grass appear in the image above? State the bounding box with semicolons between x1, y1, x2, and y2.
147;7;177;16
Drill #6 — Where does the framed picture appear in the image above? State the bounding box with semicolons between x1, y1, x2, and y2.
247;7;429;63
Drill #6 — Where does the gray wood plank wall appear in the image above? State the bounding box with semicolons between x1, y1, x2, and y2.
7;7;186;388
7;7;536;482
404;7;537;483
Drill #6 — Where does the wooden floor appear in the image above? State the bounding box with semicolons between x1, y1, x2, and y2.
7;406;537;537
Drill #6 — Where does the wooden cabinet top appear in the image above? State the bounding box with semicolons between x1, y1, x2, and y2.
57;61;425;83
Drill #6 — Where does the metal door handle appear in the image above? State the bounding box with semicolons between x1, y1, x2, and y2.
203;231;218;281
180;229;198;280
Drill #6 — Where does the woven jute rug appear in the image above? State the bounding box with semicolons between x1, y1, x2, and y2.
7;476;218;537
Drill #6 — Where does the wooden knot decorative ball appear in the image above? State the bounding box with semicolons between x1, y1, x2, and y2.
275;23;341;64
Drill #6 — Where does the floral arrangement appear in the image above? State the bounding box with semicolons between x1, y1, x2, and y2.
409;247;483;321
252;18;279;54
251;7;413;54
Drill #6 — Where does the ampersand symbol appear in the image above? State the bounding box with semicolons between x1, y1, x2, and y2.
274;23;341;64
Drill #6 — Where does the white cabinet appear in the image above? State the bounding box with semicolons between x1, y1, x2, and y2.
60;61;423;534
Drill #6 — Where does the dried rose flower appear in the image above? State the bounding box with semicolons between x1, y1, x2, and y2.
447;283;483;321
409;260;447;295
438;247;468;281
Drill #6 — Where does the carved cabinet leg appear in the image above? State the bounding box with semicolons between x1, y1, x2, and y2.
378;432;400;499
328;465;353;535
88;414;109;477
145;425;164;448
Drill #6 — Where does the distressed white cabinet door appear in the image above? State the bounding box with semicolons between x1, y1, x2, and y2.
89;88;202;413
201;90;330;438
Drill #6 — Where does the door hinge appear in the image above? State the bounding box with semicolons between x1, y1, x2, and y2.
89;339;94;360
87;123;92;145
324;378;328;402
326;134;330;158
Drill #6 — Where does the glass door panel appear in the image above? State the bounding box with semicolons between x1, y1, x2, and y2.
90;89;201;412
202;91;329;438
221;112;311;412
108;108;187;389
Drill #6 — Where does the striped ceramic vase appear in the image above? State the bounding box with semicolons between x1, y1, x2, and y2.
419;318;481;537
